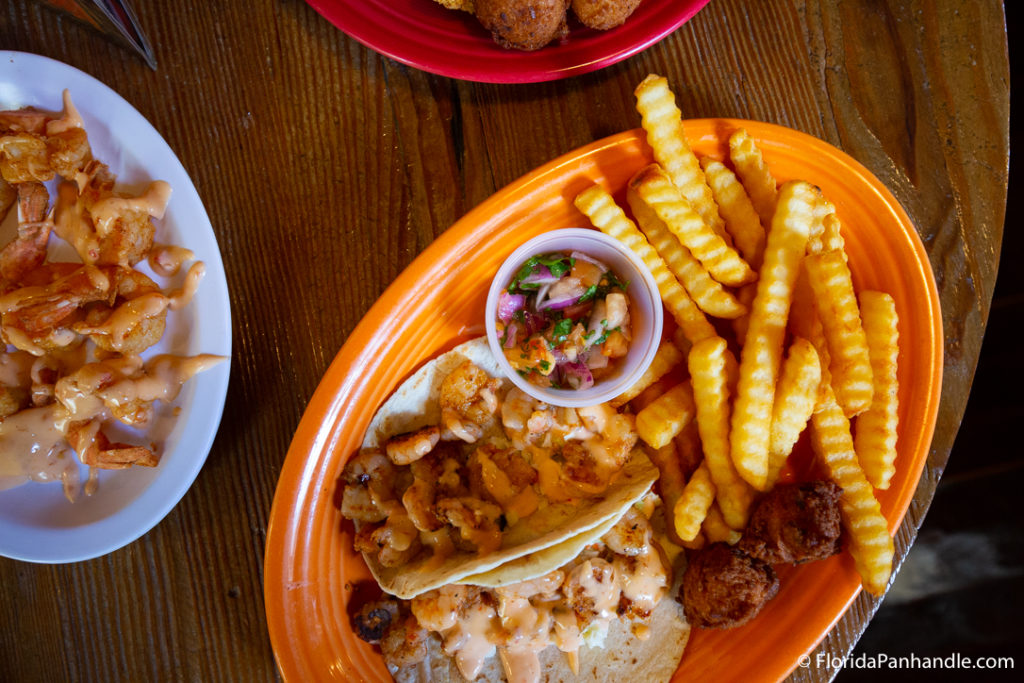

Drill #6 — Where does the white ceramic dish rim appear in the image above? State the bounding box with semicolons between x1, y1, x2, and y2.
485;228;663;408
0;51;232;563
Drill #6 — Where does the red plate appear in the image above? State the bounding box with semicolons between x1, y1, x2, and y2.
265;122;942;681
305;0;711;83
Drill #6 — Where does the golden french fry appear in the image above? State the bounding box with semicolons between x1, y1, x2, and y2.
673;417;704;479
702;502;743;545
689;336;753;529
671;326;693;360
810;385;894;596
790;265;833;409
731;282;758;346
644;441;687;545
630;375;676;413
805;249;873;417
700;157;767;270
636;381;696;449
731;180;817;490
627;181;746;319
574;184;716;344
673;461;715;542
728;128;777;229
767;337;822;487
807;200;840;255
611;339;684;408
634;74;733;246
854;291;900;489
631;164;756;287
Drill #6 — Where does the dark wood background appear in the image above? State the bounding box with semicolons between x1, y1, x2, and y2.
0;1;1009;681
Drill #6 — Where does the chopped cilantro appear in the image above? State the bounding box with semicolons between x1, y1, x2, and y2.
552;318;573;342
539;360;551;371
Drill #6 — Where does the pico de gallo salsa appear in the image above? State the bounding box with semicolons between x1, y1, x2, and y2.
496;251;632;390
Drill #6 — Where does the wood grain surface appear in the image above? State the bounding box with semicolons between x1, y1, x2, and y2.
0;0;1008;681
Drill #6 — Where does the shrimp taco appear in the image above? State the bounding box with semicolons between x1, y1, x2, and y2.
341;336;690;680
341;337;661;600
351;501;690;682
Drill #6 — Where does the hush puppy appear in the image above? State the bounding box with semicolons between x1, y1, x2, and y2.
571;0;642;30
475;0;571;51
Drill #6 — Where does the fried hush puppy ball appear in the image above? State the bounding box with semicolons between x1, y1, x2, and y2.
683;543;779;629
739;480;844;565
571;0;642;30
475;0;571;51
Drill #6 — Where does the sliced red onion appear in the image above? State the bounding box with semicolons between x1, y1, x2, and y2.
497;291;526;324
519;265;560;287
560;360;594;390
539;280;586;311
571;251;610;272
534;282;553;310
502;322;520;349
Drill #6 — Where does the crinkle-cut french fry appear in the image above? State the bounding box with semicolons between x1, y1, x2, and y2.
731;180;817;490
702;502;743;544
574;185;715;344
634;74;733;247
810;385;894;596
631;164;756;287
627;182;746;319
806;208;847;259
673;417;704;480
806;197;836;254
610;339;684;408
636;381;696;449
700;157;767;270
728;128;778;229
767;337;822;487
805;249;873;417
671;326;693;360
644;442;688;545
689;336;753;529
630;375;676;413
854;291;900;490
673;461;715;542
731;282;758;346
790;265;833;410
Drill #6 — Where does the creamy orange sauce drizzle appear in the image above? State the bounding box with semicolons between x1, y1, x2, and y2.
147;244;195;277
167;261;205;311
90;181;171;238
0;405;78;500
44;90;84;136
410;530;670;683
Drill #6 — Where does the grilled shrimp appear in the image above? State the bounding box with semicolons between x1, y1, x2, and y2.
370;502;422;567
385;424;440;465
601;507;652;557
440;361;501;443
340;449;397;523
435;496;503;555
411;585;471;632
564;558;620;624
381;615;430;671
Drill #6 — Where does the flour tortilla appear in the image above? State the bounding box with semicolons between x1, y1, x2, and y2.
393;545;691;683
354;337;659;600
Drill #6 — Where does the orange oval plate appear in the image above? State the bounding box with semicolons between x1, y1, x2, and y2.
264;122;942;682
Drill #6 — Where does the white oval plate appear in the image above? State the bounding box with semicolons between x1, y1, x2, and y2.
0;51;232;563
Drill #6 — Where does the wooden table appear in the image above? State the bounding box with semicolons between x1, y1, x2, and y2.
0;1;1008;681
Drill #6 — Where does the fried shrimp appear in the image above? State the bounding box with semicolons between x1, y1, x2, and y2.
0;182;52;288
73;268;168;355
440;360;501;442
